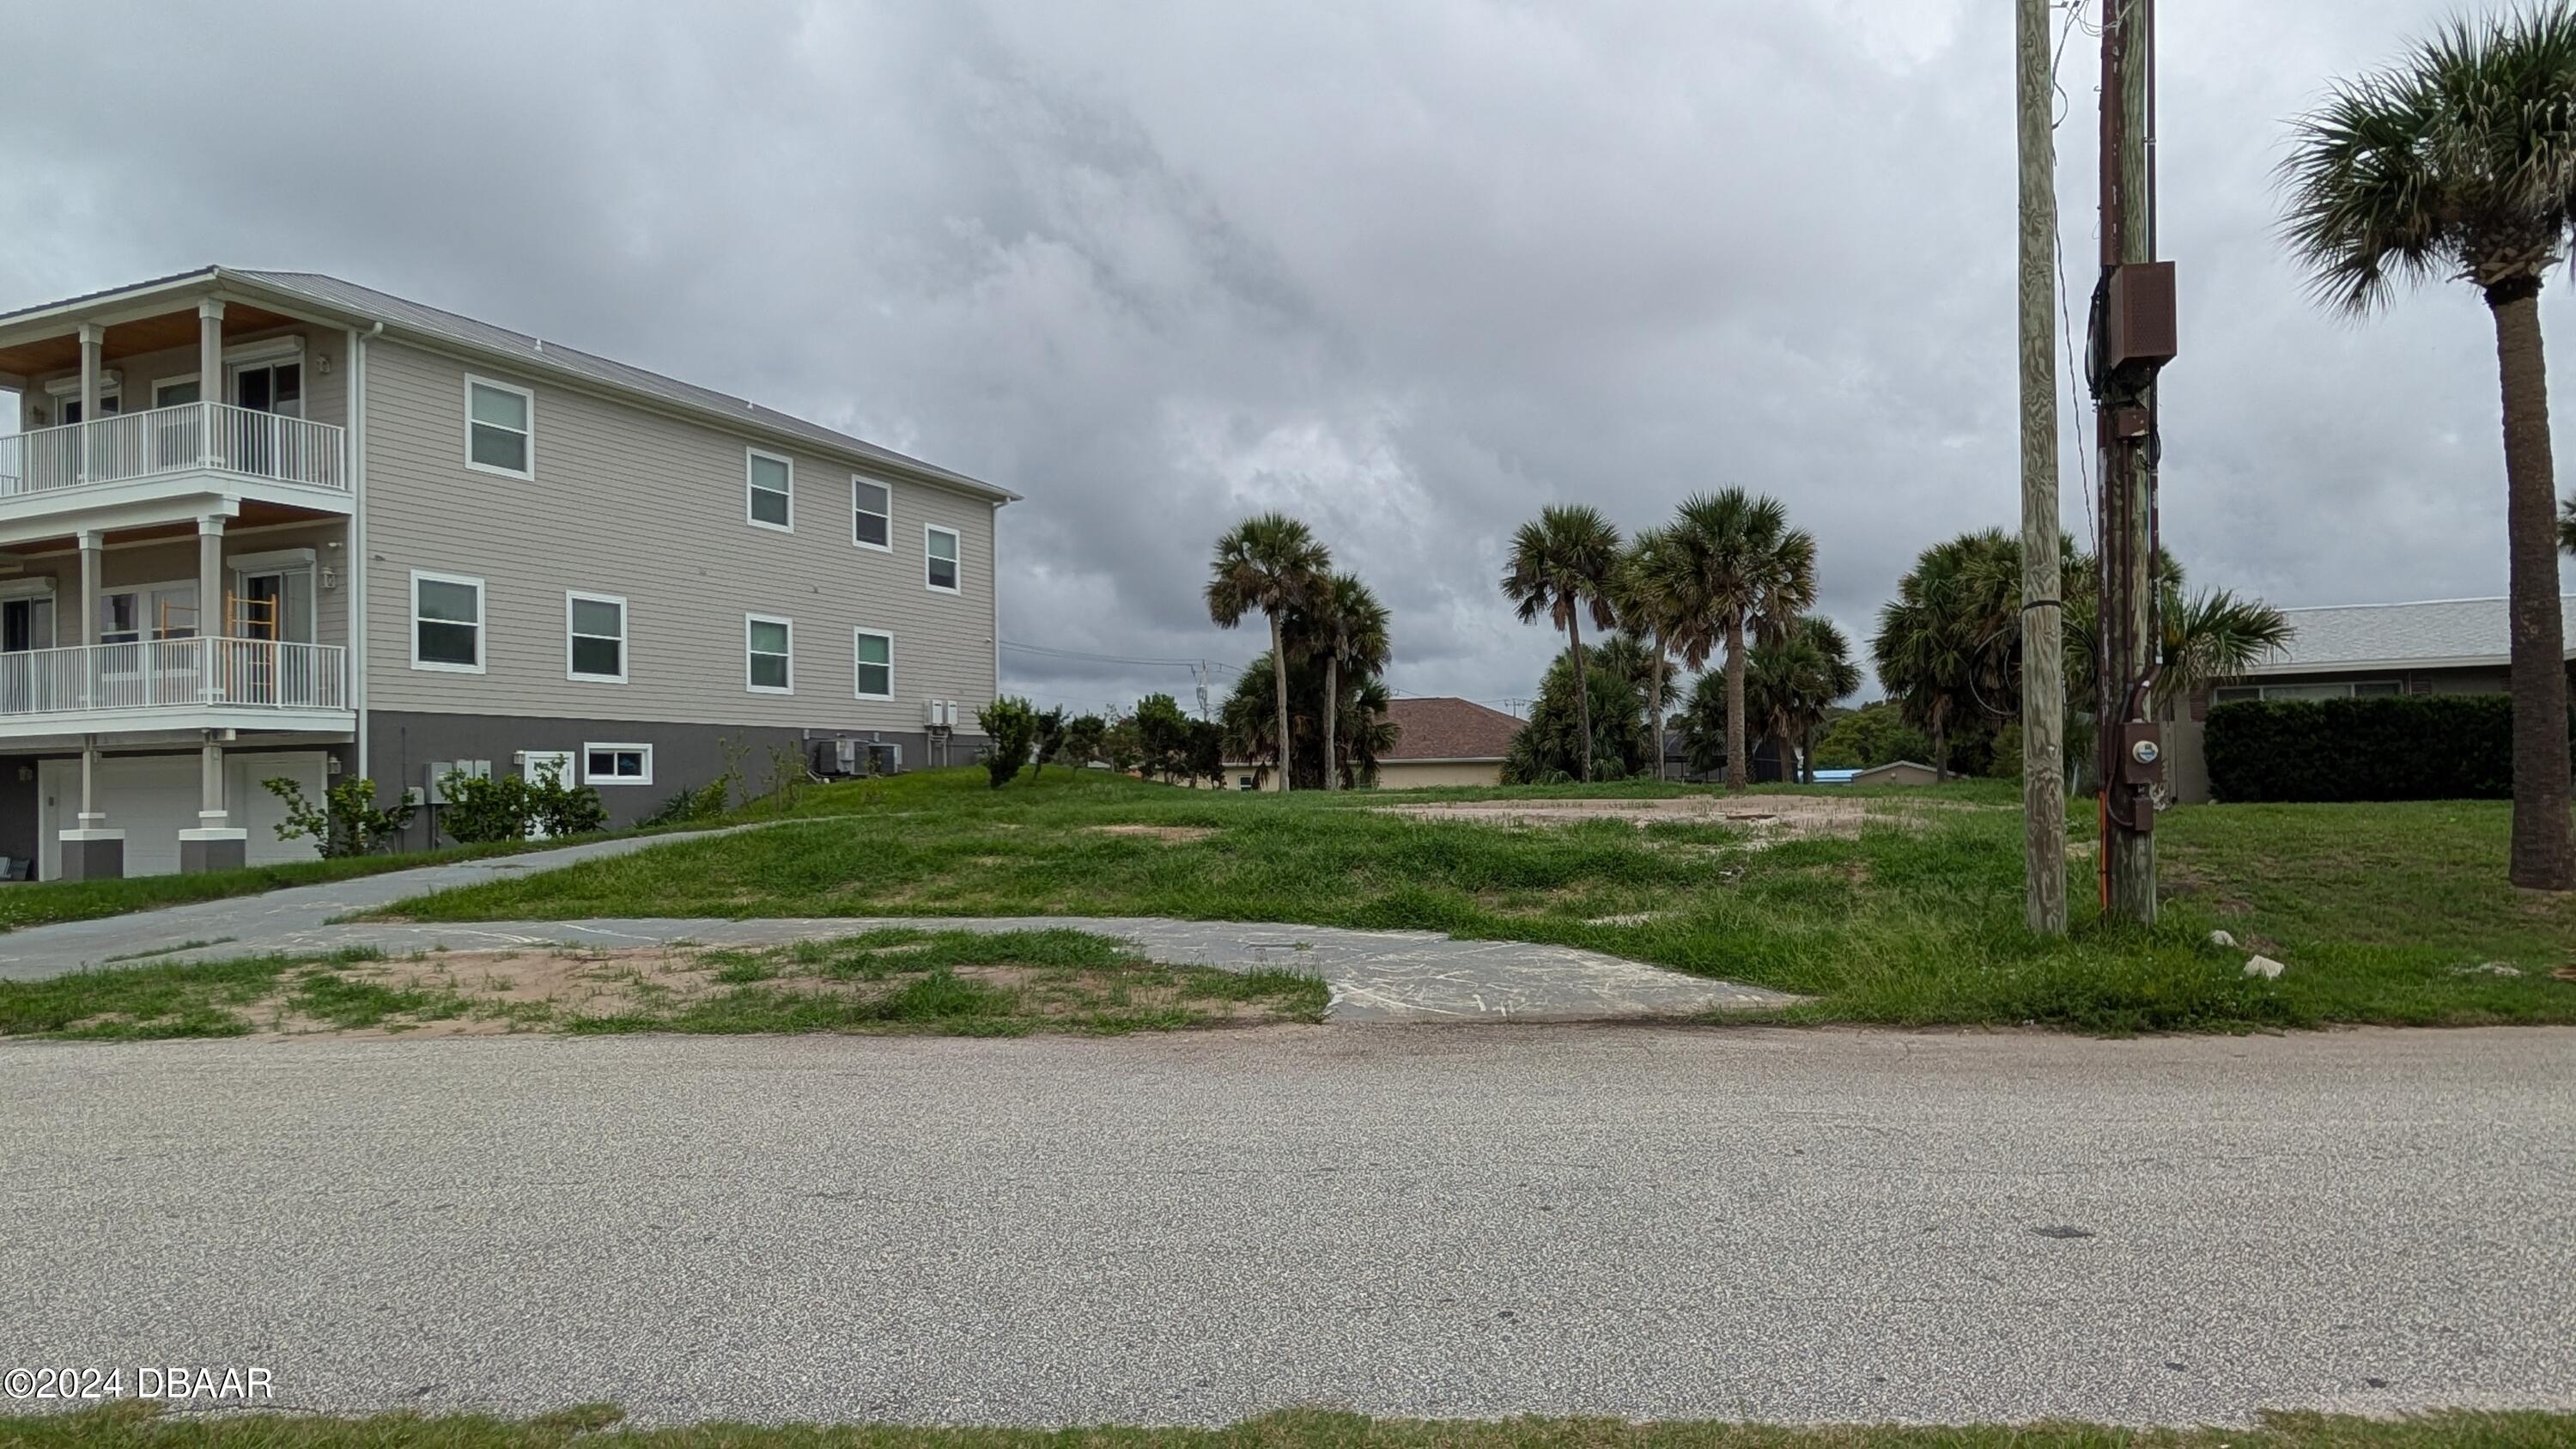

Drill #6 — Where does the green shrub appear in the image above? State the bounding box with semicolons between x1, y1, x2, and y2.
976;697;1041;789
2204;694;2575;802
263;776;415;858
435;763;608;843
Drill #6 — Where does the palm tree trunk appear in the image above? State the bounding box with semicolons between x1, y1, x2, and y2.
1801;721;1817;784
1723;618;1748;790
1322;653;1340;792
1568;614;1594;782
2485;282;2576;891
1931;697;1951;783
1647;644;1667;784
1269;612;1294;794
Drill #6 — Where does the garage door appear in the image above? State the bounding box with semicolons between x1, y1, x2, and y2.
39;752;328;880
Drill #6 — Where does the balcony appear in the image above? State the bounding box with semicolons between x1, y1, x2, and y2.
0;636;351;742
0;402;348;534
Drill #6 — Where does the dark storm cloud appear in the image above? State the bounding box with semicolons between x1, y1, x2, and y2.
5;0;2567;715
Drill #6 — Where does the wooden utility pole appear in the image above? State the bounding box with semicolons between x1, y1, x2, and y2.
2017;0;2066;936
2095;0;2170;924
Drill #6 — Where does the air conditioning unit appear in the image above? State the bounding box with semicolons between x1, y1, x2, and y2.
811;739;902;777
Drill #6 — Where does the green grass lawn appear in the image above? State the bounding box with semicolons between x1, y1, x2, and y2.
372;766;2576;1034
10;1403;2574;1449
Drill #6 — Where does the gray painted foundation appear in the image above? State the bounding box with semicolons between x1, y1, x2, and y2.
365;712;987;849
58;836;124;881
181;836;249;874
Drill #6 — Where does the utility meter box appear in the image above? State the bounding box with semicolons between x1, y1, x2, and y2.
2105;261;2178;372
2117;723;2165;788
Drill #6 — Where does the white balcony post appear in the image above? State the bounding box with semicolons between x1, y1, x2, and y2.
197;514;224;699
197;300;225;466
76;323;102;482
76;528;100;713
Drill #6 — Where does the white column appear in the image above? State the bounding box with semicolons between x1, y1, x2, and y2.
76;529;101;648
78;737;100;829
197;299;225;464
197;514;225;651
200;739;227;830
76;323;102;481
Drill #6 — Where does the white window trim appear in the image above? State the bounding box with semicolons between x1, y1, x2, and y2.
853;474;894;553
411;569;488;674
582;742;654;787
464;374;536;480
924;524;962;595
566;590;629;685
745;612;794;695
151;374;202;408
854;628;896;701
747;447;794;533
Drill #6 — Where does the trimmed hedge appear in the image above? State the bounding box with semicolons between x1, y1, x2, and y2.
2203;693;2576;802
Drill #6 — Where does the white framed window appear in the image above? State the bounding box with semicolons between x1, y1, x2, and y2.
925;525;961;594
583;743;653;785
2214;679;2404;705
152;374;202;408
854;476;893;551
465;376;534;478
566;591;627;684
412;571;486;673
747;448;793;531
854;629;895;700
746;613;793;693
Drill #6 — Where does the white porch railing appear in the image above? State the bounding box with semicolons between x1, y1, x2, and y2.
0;402;348;497
0;638;348;718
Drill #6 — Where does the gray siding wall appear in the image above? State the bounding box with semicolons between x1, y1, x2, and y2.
356;339;999;732
366;710;974;843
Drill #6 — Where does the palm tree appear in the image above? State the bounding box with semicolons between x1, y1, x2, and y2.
2281;7;2576;888
1615;529;1685;782
1650;489;1817;788
1309;572;1392;790
1206;514;1330;793
2153;587;2293;718
1502;505;1624;782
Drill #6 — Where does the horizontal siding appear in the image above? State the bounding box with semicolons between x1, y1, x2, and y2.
358;338;998;728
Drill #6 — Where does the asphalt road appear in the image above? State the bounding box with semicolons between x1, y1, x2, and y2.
3;1024;2571;1428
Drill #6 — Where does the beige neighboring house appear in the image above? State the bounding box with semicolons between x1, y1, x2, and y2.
2166;594;2576;803
0;267;1016;880
1376;697;1522;789
1850;759;1939;786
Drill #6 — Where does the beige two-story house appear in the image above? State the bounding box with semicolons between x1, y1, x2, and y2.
0;268;1013;880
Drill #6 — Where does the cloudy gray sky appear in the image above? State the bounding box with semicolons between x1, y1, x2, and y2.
6;0;2569;716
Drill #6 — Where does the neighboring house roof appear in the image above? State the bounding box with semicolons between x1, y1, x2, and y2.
2251;595;2576;676
0;265;1017;503
1382;697;1523;762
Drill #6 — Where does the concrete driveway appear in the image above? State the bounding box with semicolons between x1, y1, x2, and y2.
3;1024;2569;1428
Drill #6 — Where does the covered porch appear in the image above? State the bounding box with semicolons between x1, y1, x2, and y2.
0;507;354;880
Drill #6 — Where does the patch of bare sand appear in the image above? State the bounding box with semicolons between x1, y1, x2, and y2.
229;943;1295;1038
1085;824;1218;843
1376;794;1970;844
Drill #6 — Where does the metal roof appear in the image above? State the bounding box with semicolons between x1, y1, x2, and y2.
1;266;1016;502
2255;594;2576;674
